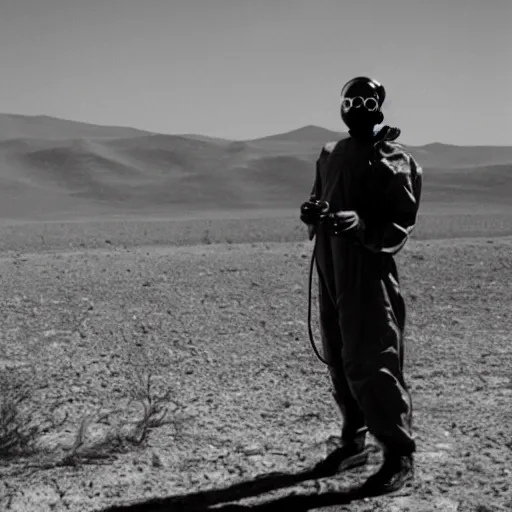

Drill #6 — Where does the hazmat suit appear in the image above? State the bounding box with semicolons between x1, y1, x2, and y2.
306;124;423;457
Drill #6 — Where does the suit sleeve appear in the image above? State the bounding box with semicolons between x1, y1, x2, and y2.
306;158;320;241
358;155;422;255
310;151;325;199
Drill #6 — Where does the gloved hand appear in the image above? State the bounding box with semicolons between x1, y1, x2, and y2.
326;210;364;236
300;198;329;226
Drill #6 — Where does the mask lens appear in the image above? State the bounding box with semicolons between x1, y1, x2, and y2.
352;96;364;108
364;98;378;111
341;98;351;111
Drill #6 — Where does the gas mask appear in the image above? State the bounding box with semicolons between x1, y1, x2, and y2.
340;77;386;139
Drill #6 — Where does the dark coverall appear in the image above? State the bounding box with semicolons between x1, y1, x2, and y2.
309;133;422;455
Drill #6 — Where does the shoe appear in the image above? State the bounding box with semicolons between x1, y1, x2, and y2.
360;453;414;496
313;435;369;476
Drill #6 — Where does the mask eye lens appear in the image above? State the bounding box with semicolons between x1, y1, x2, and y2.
365;98;378;111
341;98;351;111
352;97;363;108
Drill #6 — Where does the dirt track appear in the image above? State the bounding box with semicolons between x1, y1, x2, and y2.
0;233;511;511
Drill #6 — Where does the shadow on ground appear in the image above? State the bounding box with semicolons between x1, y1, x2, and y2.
97;449;387;512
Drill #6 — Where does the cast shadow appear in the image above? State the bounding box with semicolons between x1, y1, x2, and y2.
98;449;379;512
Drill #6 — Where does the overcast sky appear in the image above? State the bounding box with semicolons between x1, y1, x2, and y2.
1;0;510;145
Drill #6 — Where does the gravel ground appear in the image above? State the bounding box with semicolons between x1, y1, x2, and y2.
0;226;511;511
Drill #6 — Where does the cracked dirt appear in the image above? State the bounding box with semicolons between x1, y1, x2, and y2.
0;223;511;511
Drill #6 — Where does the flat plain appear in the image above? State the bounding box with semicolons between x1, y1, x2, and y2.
0;214;511;512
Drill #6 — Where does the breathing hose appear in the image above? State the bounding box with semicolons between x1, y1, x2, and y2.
307;237;331;366
302;198;335;366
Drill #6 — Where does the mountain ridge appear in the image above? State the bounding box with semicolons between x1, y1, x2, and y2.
3;113;511;149
0;113;511;220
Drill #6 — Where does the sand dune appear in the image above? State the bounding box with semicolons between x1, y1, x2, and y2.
0;114;511;220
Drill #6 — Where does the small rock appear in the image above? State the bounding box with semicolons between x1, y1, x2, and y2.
434;498;460;510
244;444;263;456
205;470;225;482
261;457;275;468
151;453;163;468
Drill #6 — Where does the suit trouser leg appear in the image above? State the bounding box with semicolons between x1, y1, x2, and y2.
317;270;367;441
339;284;416;456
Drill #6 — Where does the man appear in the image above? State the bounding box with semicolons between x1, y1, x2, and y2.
300;76;423;495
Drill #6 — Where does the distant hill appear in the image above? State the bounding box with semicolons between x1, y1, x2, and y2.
0;113;153;141
246;125;346;144
0;114;511;220
179;134;233;145
408;142;512;169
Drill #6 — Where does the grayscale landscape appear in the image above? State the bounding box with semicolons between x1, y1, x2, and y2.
0;114;511;511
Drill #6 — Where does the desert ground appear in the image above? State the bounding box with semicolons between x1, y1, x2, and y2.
0;116;511;511
0;215;511;512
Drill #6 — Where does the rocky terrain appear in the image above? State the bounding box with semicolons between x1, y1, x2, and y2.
0;224;511;511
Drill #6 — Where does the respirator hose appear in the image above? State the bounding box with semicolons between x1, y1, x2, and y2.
307;238;331;366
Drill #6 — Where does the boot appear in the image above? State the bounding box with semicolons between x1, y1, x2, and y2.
360;452;414;496
313;432;369;476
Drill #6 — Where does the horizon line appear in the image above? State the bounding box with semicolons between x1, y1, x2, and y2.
1;111;510;148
